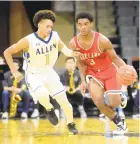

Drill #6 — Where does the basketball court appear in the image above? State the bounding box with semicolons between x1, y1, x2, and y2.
0;118;139;144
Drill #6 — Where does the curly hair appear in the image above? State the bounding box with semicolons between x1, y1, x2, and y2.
75;12;94;22
33;10;56;28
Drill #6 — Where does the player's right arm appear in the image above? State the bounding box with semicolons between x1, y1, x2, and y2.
69;39;87;95
69;39;86;82
4;38;29;82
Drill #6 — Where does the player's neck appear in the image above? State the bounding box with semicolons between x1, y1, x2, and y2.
36;30;48;39
80;31;93;40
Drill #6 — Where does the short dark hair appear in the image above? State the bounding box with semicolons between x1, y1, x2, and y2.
33;10;56;28
65;57;76;62
13;59;20;66
76;12;93;22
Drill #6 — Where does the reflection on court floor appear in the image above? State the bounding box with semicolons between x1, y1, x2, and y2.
0;118;139;144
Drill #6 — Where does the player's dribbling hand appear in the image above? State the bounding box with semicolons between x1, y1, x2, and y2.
80;81;87;96
12;71;24;82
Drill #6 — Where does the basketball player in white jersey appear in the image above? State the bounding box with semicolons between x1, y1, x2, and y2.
4;10;79;134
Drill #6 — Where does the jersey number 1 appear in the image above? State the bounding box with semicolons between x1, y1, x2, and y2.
46;54;49;65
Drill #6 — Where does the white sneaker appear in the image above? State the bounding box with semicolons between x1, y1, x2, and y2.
2;112;8;119
31;109;39;118
99;113;105;118
113;121;128;135
78;106;87;118
21;112;28;119
80;111;87;118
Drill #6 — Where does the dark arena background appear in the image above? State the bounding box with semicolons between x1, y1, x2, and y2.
0;1;139;144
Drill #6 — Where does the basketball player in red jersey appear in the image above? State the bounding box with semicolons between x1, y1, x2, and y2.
69;12;128;134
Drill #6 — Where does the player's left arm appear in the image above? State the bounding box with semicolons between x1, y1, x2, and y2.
99;34;126;68
55;32;81;57
58;38;81;58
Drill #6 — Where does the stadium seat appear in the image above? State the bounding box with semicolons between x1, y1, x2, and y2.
119;26;137;37
116;17;134;26
115;1;136;8
135;16;139;27
122;48;139;58
116;8;136;17
120;37;137;48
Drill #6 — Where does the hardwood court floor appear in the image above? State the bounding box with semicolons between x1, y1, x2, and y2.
0;118;139;144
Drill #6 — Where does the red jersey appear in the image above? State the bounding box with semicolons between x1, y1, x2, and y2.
74;31;122;92
74;31;112;72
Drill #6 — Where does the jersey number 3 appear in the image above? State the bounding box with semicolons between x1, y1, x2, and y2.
90;59;95;65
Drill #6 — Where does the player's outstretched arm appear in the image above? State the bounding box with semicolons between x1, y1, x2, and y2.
58;39;73;57
99;34;126;68
4;38;29;74
58;38;81;58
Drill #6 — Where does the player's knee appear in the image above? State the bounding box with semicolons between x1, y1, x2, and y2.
108;94;121;109
94;98;105;108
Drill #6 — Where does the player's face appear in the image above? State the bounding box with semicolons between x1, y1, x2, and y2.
39;19;54;37
65;59;76;71
77;19;93;36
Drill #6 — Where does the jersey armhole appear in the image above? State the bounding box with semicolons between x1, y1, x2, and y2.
70;37;77;51
98;33;104;53
53;31;61;43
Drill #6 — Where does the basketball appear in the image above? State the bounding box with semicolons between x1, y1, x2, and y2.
118;65;138;86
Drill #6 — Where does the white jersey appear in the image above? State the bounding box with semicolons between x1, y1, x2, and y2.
23;31;60;72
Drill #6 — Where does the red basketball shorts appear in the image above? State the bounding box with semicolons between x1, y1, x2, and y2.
86;64;122;94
